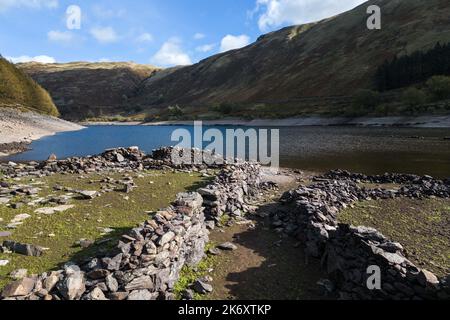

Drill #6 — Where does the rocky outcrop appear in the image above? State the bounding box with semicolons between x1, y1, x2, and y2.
274;173;450;300
17;62;159;120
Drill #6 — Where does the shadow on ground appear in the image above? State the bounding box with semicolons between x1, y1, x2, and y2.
208;202;330;300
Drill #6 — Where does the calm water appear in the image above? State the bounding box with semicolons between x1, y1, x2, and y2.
4;125;450;178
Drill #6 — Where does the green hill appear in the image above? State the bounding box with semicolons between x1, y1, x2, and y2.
0;56;59;116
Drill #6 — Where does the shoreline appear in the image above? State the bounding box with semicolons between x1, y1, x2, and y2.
0;108;85;157
82;114;450;128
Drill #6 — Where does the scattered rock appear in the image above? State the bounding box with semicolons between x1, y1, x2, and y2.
207;248;221;256
77;190;98;200
217;242;238;251
10;269;28;280
0;231;12;238
2;241;44;257
35;205;74;215
192;279;213;294
181;289;194;300
0;260;9;267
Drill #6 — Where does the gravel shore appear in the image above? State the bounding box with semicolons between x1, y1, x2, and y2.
0;107;84;156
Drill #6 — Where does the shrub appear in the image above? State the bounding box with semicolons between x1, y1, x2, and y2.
402;87;427;107
352;89;381;112
426;76;450;101
215;102;235;115
167;105;184;118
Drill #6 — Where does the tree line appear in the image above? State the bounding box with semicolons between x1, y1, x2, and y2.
375;42;450;91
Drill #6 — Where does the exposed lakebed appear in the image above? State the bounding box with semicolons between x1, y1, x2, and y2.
4;125;450;178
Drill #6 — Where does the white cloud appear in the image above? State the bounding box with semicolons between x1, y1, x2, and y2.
136;33;153;43
196;44;215;53
255;0;367;31
194;33;205;40
98;58;111;62
47;30;74;43
220;34;250;53
90;26;118;44
151;38;192;67
92;5;126;19
6;55;56;64
0;0;58;12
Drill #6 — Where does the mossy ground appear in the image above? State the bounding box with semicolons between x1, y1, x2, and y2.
339;197;450;277
173;242;218;300
0;170;209;290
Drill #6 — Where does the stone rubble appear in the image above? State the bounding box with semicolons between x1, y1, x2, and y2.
0;147;264;300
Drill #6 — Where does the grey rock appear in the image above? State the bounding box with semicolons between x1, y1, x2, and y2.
106;274;119;292
127;289;157;300
192;280;213;294
103;253;123;271
86;287;107;300
1;277;36;298
217;242;237;251
43;273;60;292
2;241;44;257
418;269;439;288
108;292;128;300
125;275;154;291
10;269;28;280
77;190;98;199
181;289;194;300
57;272;86;300
158;231;175;246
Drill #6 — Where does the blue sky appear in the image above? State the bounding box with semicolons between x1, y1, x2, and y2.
0;0;366;67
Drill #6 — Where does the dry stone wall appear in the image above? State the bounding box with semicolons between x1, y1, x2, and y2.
274;173;450;300
0;147;263;300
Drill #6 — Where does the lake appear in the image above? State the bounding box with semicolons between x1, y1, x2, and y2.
4;125;450;178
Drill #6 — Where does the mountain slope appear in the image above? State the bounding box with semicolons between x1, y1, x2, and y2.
0;57;58;116
133;0;450;109
18;62;160;120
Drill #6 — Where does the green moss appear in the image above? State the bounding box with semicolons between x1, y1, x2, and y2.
0;170;208;290
339;197;450;277
173;242;218;300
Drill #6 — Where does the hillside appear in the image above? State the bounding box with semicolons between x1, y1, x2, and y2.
18;62;160;120
131;0;450;114
16;0;450;120
0;57;58;116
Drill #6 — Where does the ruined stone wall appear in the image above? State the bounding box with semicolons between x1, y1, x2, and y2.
274;174;450;300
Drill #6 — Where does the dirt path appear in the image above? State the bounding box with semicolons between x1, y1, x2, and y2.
205;169;328;300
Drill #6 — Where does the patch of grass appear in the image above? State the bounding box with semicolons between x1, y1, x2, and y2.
339;197;450;277
173;242;218;300
0;170;208;290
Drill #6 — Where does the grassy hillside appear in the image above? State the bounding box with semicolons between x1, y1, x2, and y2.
131;0;450;116
0;57;59;116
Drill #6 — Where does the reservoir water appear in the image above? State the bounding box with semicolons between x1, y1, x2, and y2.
4;125;450;178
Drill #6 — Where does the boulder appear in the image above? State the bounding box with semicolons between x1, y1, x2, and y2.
192;280;213;294
77;190;98;200
1;277;36;298
125;276;154;291
2;241;44;257
217;242;238;251
57;272;86;300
